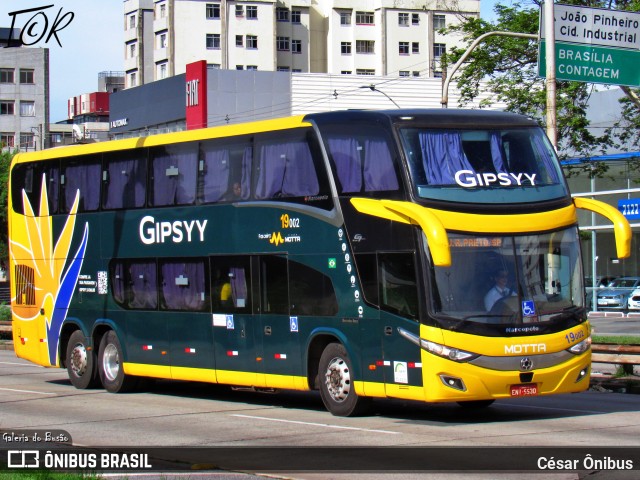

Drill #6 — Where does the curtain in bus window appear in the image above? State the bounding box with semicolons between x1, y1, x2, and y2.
230;267;247;309
419;132;473;185
129;261;157;309
531;135;560;183
363;139;398;191
201;147;230;203
103;155;147;209
489;132;507;174
255;141;319;199
240;147;252;200
111;261;126;305
160;261;207;311
326;138;361;193
64;161;101;212
152;146;198;206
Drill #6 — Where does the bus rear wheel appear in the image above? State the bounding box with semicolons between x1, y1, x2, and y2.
98;331;137;393
66;330;98;389
318;343;370;417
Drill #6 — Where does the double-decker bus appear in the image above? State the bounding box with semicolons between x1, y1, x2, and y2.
9;109;631;416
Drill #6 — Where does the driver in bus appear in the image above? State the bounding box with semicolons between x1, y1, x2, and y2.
484;269;516;311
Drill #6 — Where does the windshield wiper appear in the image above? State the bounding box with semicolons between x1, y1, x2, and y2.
549;305;587;323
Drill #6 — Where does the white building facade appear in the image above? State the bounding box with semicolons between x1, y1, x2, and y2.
122;0;478;88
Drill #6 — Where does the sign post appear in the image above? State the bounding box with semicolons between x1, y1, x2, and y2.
539;4;640;87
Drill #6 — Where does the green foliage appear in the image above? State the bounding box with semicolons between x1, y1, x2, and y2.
443;1;640;172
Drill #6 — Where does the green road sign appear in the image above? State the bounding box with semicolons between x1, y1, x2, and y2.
539;40;640;87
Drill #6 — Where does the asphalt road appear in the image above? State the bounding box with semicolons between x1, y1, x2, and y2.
1;350;639;480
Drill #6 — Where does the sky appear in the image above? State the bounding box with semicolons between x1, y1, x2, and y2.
1;0;502;122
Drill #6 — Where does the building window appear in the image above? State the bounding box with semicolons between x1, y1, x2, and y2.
398;13;409;26
20;133;35;150
158;63;167;79
340;42;351;54
277;7;289;22
434;14;446;30
356;69;375;75
399;71;410;77
206;3;220;19
129;15;135;29
277;66;290;72
291;39;301;54
277;36;290;51
434;71;443;78
246;35;258;49
235;5;243;16
399;42;409;55
206;33;221;49
1;133;14;148
413;71;420;77
434;43;446;58
128;42;136;58
158;32;167;49
0;101;15;115
339;12;351;25
128;72;137;87
246;65;258;70
341;70;352;74
236;65;244;70
158;2;166;18
0;68;14;83
412;13;420;25
236;35;243;47
355;11;374;25
356;40;374;54
412;42;420;53
246;6;258;19
19;69;34;84
291;10;301;23
20;101;35;117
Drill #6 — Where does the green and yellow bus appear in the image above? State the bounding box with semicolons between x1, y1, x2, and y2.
9;109;631;416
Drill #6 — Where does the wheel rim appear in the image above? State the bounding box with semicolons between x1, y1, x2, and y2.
102;343;120;382
70;343;88;377
324;356;351;403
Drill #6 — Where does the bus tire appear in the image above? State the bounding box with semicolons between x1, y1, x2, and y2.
98;330;137;393
318;343;370;417
457;400;495;408
66;330;98;389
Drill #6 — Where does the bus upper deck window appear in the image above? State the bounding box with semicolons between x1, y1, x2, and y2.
62;156;101;212
151;144;198;206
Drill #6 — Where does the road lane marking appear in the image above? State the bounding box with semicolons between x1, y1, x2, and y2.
0;387;57;395
231;413;399;434
0;361;43;367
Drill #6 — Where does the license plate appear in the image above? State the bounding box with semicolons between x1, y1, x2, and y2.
510;384;538;397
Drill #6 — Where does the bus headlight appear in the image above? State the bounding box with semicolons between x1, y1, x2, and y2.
567;337;591;355
397;327;479;362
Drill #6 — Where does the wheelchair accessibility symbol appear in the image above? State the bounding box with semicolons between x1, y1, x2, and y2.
522;300;536;317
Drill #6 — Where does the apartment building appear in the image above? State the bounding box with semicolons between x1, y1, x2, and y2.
122;0;478;88
0;28;49;151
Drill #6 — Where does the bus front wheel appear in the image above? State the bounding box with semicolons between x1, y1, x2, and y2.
98;331;137;393
318;343;370;416
66;330;98;389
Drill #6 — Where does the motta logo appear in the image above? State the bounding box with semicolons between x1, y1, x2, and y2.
270;232;284;246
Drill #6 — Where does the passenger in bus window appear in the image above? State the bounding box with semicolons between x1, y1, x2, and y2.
484;269;515;311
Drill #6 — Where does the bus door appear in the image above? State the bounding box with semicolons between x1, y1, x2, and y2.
210;256;260;387
377;252;424;398
255;255;302;389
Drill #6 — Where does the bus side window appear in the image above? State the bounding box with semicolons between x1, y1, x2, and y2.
159;259;209;311
62;155;102;213
11;161;60;215
378;252;418;318
289;260;338;316
211;256;251;313
103;149;147;209
150;143;198;206
110;259;158;310
260;256;289;314
353;253;379;306
200;142;230;203
254;130;320;199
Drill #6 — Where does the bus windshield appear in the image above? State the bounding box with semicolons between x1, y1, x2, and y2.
431;228;585;331
400;127;569;204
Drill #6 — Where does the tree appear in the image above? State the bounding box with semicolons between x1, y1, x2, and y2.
444;1;640;169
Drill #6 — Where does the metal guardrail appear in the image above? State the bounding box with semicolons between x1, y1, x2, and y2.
591;343;640;366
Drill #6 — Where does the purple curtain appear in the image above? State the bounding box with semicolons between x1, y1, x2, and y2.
152;146;198;206
419;132;473;185
104;157;147;209
327;138;362;193
202;148;230;203
531;135;560;183
255;141;319;199
240;147;253;200
160;261;206;311
129;262;157;309
230;267;247;309
489;132;507;174
64;161;101;211
363;139;399;191
111;262;125;305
